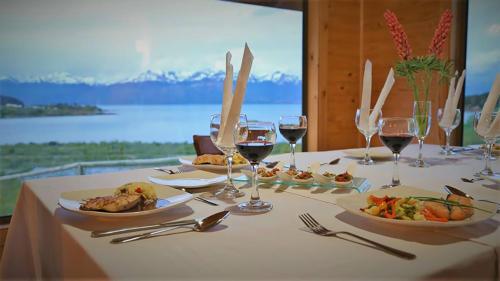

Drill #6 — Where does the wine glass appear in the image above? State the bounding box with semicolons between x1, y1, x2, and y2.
473;112;499;176
234;121;276;213
210;113;247;199
437;108;461;155
378;117;416;187
279;116;307;170
355;108;382;165
411;101;431;168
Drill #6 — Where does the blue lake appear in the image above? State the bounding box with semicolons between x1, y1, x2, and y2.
0;104;302;144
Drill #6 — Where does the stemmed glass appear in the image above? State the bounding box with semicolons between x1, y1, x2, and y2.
234;121;276;213
473;112;499;176
279;116;307;170
210;113;247;199
437;108;461;155
378;118;416;187
411;101;431;168
355;109;382;165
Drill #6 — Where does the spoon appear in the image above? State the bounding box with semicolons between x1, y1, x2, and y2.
110;210;230;244
461;177;483;183
154;168;177;174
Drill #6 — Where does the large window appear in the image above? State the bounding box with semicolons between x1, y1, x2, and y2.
463;0;500;145
0;0;303;217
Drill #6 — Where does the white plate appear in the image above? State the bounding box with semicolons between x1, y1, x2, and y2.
179;157;250;173
58;184;193;218
149;170;227;188
343;148;393;160
336;186;496;227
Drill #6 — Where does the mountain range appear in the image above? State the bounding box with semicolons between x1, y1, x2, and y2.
0;70;302;105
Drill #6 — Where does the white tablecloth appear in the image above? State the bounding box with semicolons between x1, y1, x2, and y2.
1;145;499;280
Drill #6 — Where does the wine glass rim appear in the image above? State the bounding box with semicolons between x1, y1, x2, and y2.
247;120;275;125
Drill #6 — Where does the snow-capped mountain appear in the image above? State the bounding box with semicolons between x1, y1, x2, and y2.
0;70;301;85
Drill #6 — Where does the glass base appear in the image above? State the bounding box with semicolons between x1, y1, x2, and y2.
358;158;374;165
410;160;430;168
381;183;400;189
237;200;273;213
476;170;496;177
215;185;245;199
439;149;456;156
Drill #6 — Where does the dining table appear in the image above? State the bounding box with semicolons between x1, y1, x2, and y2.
1;144;499;280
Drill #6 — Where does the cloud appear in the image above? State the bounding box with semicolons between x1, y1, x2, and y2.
468;49;500;74
135;39;151;70
488;24;500;35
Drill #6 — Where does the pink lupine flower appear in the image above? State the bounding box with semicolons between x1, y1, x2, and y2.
428;9;453;57
384;10;412;60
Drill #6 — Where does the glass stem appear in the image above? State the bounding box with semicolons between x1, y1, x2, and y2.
364;135;372;162
290;142;296;170
250;163;261;203
392;153;400;186
417;139;424;162
225;153;234;188
484;142;493;175
445;130;451;154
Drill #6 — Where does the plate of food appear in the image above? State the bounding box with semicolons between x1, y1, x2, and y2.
241;167;280;182
342;147;393;160
58;182;193;217
336;186;496;227
179;153;250;173
149;170;227;188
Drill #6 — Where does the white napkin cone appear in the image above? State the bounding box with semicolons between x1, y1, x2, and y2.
219;43;254;148
439;70;465;128
477;73;500;137
368;68;395;128
218;52;233;143
359;60;372;131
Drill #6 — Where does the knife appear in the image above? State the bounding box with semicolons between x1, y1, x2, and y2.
91;219;197;238
445;185;500;208
444;185;472;199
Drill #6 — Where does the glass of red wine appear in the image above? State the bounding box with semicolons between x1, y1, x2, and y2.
378;117;415;187
279;116;307;170
234;120;276;213
210;113;248;199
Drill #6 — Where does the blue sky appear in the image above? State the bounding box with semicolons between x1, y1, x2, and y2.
465;0;500;96
0;0;302;83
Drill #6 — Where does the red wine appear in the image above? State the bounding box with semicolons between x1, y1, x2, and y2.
279;126;307;143
236;141;274;164
379;134;414;153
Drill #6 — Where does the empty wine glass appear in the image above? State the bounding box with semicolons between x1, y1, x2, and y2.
411;101;431;168
378;118;416;187
355;108;382;165
437;108;461;155
234;121;276;213
279;116;307;170
473;111;499;176
210;113;247;199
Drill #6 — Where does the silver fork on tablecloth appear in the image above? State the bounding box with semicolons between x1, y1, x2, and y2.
298;213;416;260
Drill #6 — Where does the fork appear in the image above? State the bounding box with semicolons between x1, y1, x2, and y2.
298;213;416;260
154;168;177;174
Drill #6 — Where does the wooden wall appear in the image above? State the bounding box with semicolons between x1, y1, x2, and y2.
307;0;465;151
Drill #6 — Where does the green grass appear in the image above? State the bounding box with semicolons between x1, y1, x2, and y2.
463;116;482;146
0;141;300;216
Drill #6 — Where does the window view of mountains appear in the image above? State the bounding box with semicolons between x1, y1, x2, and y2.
0;70;302;105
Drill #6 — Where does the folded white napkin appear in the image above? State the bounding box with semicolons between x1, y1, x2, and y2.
477;73;500;137
218;52;233;143
358;60;395;131
368;68;395;128
359;60;372;131
439;70;465;128
218;43;254;148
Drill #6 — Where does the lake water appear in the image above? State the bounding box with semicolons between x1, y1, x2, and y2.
0;104;302;144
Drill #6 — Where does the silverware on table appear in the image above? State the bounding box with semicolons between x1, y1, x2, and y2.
444;185;500;207
111;210;230;244
298;213;416;260
461;177;483;183
264;161;279;168
92;219;197;238
194;196;219;206
154;168;178;174
323;158;341;165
